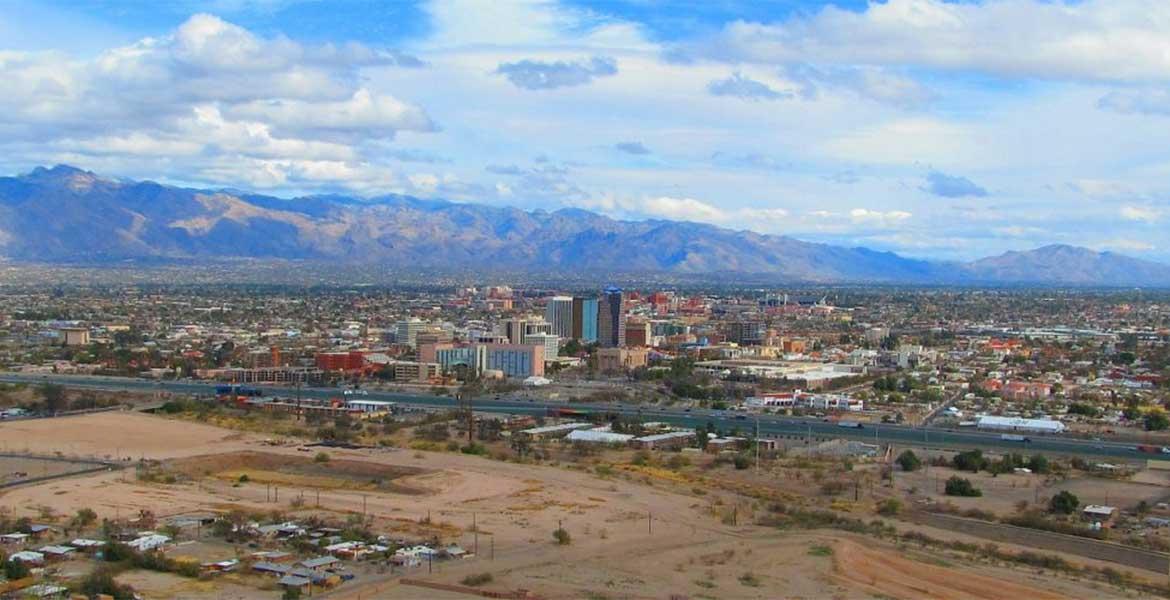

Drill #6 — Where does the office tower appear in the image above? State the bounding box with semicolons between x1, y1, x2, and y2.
523;332;560;361
524;320;552;336
597;286;625;348
395;318;427;348
572;296;599;342
545;296;574;338
726;320;765;345
503;318;527;345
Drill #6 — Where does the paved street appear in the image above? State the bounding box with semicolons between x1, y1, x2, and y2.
0;372;1153;461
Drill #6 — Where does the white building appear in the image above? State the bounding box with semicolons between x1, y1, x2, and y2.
565;429;635;444
523;332;560;362
395;318;427;348
544;296;574;339
127;534;170;552
976;415;1065;434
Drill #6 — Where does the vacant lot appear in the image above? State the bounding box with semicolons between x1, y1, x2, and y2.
0;455;104;486
168;450;430;494
0;412;1149;599
0;411;256;460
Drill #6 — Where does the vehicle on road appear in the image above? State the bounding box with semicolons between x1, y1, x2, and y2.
838;421;864;429
1000;434;1031;443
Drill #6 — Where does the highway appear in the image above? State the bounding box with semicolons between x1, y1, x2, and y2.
0;372;1155;461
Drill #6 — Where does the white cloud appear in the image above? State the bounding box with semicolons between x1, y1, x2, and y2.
691;0;1170;84
575;194;788;231
1096;238;1155;252
0;13;434;194
1120;205;1162;223
849;208;913;227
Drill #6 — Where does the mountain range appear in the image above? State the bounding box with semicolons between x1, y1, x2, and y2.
1;165;1167;286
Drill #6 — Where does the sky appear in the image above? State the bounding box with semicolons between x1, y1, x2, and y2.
3;0;1170;262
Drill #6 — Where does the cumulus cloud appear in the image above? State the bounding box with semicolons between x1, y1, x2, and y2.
710;152;788;171
687;0;1170;84
784;64;934;108
1120;205;1162;223
614;141;651;155
1096;238;1156;252
706;72;790;101
486;162;583;201
849;208;912;226
495;56;618;90
1098;89;1170;116
576;194;788;229
0;13;432;194
922;171;988;198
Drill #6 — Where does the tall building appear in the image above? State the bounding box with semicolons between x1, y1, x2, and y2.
625;319;651;347
421;342;544;378
571;297;599;342
523;332;559;360
726;321;765;345
597;286;626;348
524;320;552;336
485;344;544;378
503;318;527;345
395;318;427;348
545;296;574;338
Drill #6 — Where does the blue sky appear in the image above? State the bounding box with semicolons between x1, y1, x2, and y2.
3;0;1170;261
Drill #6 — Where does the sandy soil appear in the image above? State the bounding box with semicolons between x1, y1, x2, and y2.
898;465;1169;513
0;411;260;460
832;537;1071;600
0;412;1150;600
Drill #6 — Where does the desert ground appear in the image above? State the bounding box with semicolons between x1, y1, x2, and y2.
0;411;1155;599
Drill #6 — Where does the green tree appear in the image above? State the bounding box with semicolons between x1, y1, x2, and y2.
944;476;982;497
4;556;30;580
952;449;987;472
38;383;67;414
876;499;901;516
553;528;571;545
896;450;922;472
1028;454;1050;474
1048;490;1080;515
1145;411;1170;431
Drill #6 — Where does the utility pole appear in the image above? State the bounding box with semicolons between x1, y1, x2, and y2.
473;513;478;555
755;416;761;473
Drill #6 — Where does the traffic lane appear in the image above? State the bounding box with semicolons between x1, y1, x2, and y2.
0;373;1149;459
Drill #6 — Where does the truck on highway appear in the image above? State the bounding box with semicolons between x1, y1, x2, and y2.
1137;444;1161;454
1000;434;1031;443
837;421;864;429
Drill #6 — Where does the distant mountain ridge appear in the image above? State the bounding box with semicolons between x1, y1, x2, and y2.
1;165;1168;286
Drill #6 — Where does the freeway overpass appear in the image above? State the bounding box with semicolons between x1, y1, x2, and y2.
0;372;1153;461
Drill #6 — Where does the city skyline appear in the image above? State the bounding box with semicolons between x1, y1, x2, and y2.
3;0;1170;262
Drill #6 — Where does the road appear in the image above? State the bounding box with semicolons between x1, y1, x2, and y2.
0;372;1156;461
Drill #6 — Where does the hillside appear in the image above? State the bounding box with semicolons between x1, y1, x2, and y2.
1;165;1167;286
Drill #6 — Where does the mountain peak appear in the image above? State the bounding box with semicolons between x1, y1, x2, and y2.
22;164;106;193
25;164;91;179
0;166;1167;286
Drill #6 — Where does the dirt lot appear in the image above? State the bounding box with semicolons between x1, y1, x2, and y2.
897;465;1170;514
0;412;1153;599
167;450;430;494
0;455;101;485
0;411;256;460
